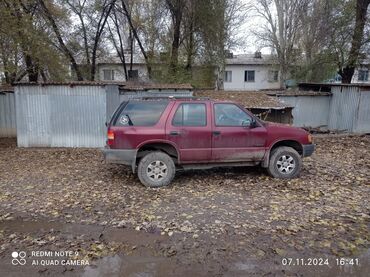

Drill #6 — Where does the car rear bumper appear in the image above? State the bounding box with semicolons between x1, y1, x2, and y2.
102;148;136;166
302;144;315;157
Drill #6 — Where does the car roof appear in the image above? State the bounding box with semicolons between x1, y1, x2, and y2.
127;97;236;103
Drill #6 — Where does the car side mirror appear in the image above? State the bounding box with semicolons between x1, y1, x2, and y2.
250;118;257;128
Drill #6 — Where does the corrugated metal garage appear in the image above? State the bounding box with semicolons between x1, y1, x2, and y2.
0;86;16;137
14;82;193;148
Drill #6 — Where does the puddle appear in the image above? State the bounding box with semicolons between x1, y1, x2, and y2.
0;219;164;244
82;255;176;277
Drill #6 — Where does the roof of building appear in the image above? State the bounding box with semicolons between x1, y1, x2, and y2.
298;82;370;91
195;90;292;109
14;81;193;90
0;85;14;93
97;53;146;65
226;54;278;66
267;89;332;97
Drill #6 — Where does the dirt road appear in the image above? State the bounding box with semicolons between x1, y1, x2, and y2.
0;135;369;276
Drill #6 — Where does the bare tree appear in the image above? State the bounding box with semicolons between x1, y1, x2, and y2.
338;0;370;83
118;0;152;78
165;0;184;72
89;0;116;80
39;0;83;80
65;0;90;65
107;6;128;80
254;0;308;88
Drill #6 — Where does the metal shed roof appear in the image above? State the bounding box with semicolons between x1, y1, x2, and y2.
195;90;292;109
0;85;15;93
14;82;193;91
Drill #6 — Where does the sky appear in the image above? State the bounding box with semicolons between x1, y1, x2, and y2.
234;0;274;55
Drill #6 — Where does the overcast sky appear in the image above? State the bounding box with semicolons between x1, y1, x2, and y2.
235;0;273;55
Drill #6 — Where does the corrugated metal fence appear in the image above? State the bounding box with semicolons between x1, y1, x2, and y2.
16;85;107;147
328;86;370;133
0;92;16;137
278;86;370;133
279;95;330;128
15;84;193;148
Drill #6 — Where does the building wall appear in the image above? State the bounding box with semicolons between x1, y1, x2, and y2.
0;92;16;137
351;68;370;84
223;65;281;91
97;64;148;82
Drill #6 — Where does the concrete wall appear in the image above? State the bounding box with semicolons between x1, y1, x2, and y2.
223;65;281;91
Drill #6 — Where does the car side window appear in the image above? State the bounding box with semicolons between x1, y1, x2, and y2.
214;104;252;126
114;101;168;126
172;103;206;126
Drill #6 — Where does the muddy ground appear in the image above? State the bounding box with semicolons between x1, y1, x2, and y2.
0;135;369;277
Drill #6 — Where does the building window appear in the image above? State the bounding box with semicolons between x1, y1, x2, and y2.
358;70;369;81
268;70;279;82
103;69;114;81
128;70;139;81
244;70;255;82
224;71;232;82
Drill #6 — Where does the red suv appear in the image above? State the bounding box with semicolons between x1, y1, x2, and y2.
103;98;314;187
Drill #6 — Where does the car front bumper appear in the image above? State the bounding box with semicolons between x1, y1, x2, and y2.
302;144;315;157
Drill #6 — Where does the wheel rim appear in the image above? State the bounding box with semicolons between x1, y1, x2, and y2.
276;155;295;174
147;160;168;181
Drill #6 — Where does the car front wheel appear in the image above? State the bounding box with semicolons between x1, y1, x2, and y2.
267;146;302;178
137;152;176;188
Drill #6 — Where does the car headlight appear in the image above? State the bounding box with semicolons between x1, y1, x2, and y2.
308;134;313;143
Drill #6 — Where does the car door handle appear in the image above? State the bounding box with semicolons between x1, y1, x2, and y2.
212;131;221;136
169;131;180;136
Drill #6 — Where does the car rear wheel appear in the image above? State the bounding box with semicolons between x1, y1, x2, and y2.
267;146;302;178
137;152;176;188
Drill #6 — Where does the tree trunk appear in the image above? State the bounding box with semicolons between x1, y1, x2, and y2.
167;0;183;73
39;0;83;81
110;9;128;80
339;67;355;84
24;54;39;82
90;1;116;81
339;0;370;84
121;0;152;79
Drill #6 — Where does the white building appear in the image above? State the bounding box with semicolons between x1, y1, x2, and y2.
96;55;148;82
351;60;369;83
223;53;281;91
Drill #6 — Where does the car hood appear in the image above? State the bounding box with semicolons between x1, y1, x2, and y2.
262;121;310;140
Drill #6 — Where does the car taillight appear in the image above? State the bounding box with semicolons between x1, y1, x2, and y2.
107;129;115;145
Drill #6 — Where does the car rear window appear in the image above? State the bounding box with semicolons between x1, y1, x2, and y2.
114;101;168;126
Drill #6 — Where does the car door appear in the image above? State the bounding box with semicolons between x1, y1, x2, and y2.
166;102;212;163
211;103;267;162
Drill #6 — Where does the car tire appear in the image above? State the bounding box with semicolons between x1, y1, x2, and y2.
137;152;176;188
267;146;302;179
